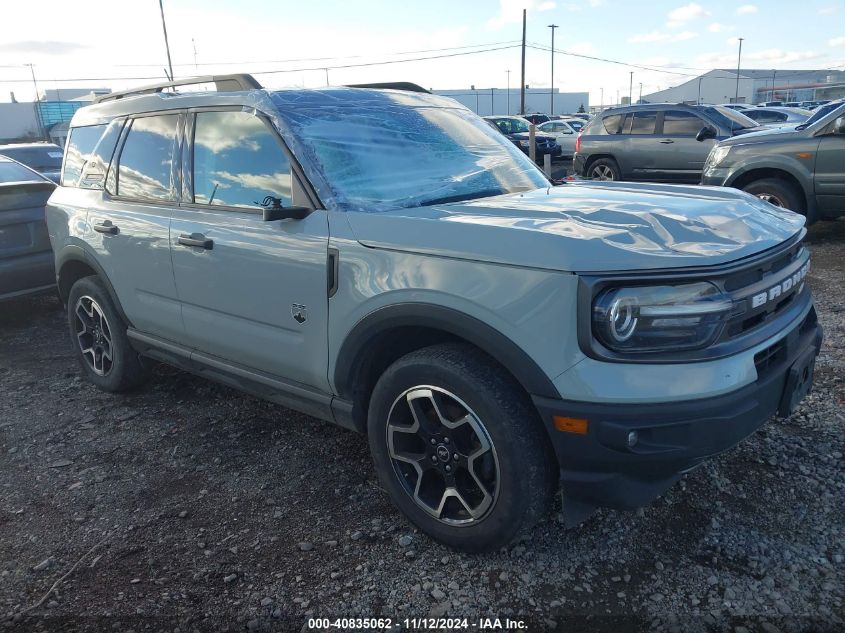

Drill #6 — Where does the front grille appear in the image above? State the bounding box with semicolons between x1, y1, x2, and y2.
754;338;786;377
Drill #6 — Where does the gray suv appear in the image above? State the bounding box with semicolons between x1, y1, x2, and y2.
573;103;763;182
46;75;822;552
702;102;845;223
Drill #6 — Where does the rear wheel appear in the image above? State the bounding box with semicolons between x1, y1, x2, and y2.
67;276;149;392
368;343;556;552
742;178;805;214
587;157;621;181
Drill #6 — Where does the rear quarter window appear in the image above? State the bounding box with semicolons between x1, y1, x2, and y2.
63;125;107;186
601;114;624;134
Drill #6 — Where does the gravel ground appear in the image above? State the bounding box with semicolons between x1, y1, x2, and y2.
1;221;843;633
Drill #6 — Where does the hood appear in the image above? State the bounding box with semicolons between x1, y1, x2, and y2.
720;125;803;145
346;182;804;272
731;125;771;136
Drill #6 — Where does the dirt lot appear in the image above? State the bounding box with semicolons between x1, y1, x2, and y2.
1;221;843;633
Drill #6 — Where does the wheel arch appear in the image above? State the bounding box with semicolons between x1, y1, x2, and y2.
333;303;559;433
56;245;132;326
726;166;814;217
583;153;621;177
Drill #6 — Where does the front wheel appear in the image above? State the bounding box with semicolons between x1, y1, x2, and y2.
742;178;805;214
367;344;556;552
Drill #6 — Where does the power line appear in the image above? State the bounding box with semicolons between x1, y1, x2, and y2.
0;44;522;84
114;40;523;68
526;43;701;77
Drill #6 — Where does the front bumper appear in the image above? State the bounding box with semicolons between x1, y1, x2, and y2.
532;307;822;510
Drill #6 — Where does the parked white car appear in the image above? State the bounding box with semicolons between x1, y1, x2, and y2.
537;119;579;158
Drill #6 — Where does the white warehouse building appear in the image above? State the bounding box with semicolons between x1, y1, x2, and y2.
434;88;589;117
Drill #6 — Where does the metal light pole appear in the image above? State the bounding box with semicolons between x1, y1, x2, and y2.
520;9;526;115
506;70;511;115
639;82;642;104
735;37;744;103
158;0;174;81
600;87;604;112
548;24;558;115
697;76;702;104
628;71;633;105
25;63;45;140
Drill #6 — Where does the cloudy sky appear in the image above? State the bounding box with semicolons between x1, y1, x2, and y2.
1;0;843;105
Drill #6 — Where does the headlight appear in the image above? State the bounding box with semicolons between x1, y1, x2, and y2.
592;282;733;353
518;140;530;148
706;145;731;168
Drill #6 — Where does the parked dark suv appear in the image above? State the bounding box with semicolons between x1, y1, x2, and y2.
702;101;845;223
573;104;765;182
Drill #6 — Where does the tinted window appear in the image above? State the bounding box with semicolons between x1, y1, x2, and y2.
0;159;43;183
116;115;178;200
628;111;657;134
662;110;704;136
193;111;293;209
602;113;624;134
63;125;106;186
80;120;123;190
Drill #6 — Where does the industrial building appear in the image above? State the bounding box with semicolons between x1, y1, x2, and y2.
643;68;845;105
433;88;589;116
0;88;111;146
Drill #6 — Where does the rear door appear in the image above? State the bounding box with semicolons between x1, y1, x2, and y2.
814;124;845;216
618;110;659;179
91;113;183;342
652;109;714;182
169;108;330;391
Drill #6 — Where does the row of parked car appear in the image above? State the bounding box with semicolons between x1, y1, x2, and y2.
571;99;845;223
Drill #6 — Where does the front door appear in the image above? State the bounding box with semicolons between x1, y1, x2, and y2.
652;110;715;182
169;109;330;391
814;127;845;216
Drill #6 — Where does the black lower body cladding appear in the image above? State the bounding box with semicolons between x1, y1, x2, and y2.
532;307;823;512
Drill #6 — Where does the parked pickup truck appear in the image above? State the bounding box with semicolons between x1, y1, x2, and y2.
46;75;822;552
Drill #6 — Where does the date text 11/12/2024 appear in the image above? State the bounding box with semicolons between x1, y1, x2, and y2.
306;617;527;630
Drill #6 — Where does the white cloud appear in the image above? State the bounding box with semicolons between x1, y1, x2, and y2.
698;48;821;66
666;3;709;28
629;30;698;44
819;6;837;14
487;0;556;29
708;22;726;33
735;4;758;15
830;36;845;47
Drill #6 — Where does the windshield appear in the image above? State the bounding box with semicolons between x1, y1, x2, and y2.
700;105;757;132
800;101;845;128
490;117;530;134
0;146;63;172
269;90;548;213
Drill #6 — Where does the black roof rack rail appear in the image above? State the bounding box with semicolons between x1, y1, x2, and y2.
344;82;430;93
94;74;263;104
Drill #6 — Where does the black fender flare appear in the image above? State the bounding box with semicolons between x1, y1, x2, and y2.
333;302;559;400
55;244;133;327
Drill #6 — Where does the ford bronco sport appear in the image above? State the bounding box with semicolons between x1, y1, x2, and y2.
46;75;822;552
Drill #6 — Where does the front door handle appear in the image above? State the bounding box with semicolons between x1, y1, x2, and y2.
93;221;119;235
177;233;214;250
659;139;675;144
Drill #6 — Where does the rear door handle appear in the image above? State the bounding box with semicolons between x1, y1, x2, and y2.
177;233;214;250
93;221;119;235
659;139;674;144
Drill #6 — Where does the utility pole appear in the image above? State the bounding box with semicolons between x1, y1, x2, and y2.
192;38;198;72
735;37;744;103
771;69;777;101
506;70;511;115
158;0;174;81
25;63;45;140
697;76;702;104
600;87;603;112
639;82;642;103
520;9;526;115
490;88;494;115
628;71;633;105
548;24;558;115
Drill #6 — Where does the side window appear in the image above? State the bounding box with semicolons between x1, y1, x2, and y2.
115;114;179;201
629;111;657;134
192;111;292;209
602;114;624;134
662;110;705;136
62;124;106;187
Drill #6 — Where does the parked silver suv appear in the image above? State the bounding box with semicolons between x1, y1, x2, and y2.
46;75;822;552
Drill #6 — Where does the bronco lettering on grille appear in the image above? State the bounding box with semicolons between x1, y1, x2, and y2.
750;261;810;310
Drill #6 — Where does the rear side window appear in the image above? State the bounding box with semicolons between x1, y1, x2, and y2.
63;125;106;186
115;115;179;201
192;111;293;209
662;110;705;136
602;114;624;134
78;120;123;190
627;111;657;134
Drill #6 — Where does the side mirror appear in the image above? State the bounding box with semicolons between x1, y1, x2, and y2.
696;126;718;142
263;206;310;221
833;116;845;135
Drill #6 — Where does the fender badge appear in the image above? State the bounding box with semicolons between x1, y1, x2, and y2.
291;303;307;324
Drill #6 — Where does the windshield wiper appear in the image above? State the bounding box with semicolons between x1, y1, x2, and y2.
420;188;508;207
